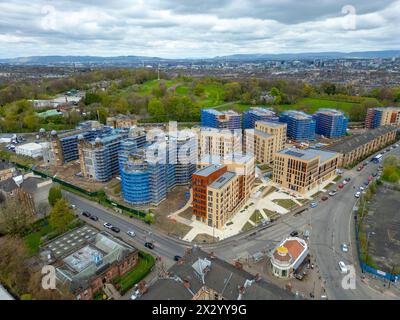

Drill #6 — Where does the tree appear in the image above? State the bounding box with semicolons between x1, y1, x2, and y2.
144;213;155;225
147;98;165;120
0;236;31;295
49;199;75;232
0;197;34;235
48;186;62;207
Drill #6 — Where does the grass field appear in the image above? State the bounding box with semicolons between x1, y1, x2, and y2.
272;198;299;210
241;222;254;232
249;210;264;225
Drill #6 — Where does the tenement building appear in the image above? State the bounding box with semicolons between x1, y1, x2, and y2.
272;147;339;194
326;125;397;167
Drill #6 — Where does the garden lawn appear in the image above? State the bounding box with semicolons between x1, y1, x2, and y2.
115;251;155;295
272;199;298;210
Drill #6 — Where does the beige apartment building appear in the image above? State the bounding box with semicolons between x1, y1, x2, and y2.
196;127;242;160
247;121;287;164
273;148;339;194
193;154;255;229
326;125;397;167
106;114;137;129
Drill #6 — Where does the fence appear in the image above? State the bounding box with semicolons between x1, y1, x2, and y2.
354;211;399;283
13;161;147;221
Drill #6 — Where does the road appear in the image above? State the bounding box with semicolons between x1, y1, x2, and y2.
63;192;188;269
63;142;400;299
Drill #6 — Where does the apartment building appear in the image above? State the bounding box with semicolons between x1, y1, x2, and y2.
365;107;400;129
173;129;198;185
279;110;316;141
247;121;287;164
326;125;397;167
43;123;112;166
201;109;242;130
78;133;126;182
106;114;137;129
272;148;339;194
243;107;279;129
197;127;242;160
193;154;255;229
313;108;349;138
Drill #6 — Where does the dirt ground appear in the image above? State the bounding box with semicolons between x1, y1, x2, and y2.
362;185;400;273
192;233;219;244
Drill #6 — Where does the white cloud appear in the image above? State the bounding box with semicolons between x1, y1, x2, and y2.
0;0;399;58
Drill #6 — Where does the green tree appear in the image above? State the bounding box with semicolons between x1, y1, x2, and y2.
48;186;62;207
49;199;75;232
148;98;165;120
144;213;155;225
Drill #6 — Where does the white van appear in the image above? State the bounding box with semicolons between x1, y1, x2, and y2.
338;261;348;274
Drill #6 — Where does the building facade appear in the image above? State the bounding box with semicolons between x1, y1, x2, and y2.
79;133;126;182
271;237;309;278
326;125;398;167
197;127;242;160
193;154;255;229
248;121;287;164
201;109;242;130
365;107;400;129
272;148;339;194
106;114;137;129
243;107;279;129
313;108;349;138
279;110;316;141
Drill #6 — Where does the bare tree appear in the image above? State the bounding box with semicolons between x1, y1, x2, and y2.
0;196;34;235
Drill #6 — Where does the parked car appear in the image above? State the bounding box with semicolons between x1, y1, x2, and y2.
386;148;391;152
321;196;328;201
341;244;349;252
364;181;369;186
145;242;155;249
368;176;373;182
329;190;337;196
290;231;299;237
111;226;120;233
130;290;141;300
345;177;351;182
69;204;76;210
354;192;361;198
103;222;113;229
127;230;136;237
338;183;344;189
359;186;365;191
357;166;363;172
338;261;348;274
310;202;317;208
342;179;348;185
363;162;368;166
372;172;378;177
303;230;310;239
82;211;91;218
89;215;98;221
174;255;182;261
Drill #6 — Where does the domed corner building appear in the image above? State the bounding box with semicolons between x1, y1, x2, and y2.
270;237;309;278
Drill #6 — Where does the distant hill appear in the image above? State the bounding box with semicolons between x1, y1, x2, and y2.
1;50;399;65
214;50;400;61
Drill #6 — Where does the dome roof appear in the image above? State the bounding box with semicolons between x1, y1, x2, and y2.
50;130;57;136
95;137;101;143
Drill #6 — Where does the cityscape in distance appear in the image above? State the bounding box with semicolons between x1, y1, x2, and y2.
0;0;400;310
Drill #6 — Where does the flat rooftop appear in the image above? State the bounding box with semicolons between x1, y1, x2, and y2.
281;110;313;120
255;120;285;128
277;147;338;163
209;171;236;189
194;164;225;177
314;108;346;116
254;129;272;139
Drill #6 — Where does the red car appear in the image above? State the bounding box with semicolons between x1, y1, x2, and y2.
368;176;373;182
338;183;344;189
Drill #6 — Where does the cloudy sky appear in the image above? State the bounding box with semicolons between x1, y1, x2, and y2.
0;0;399;58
